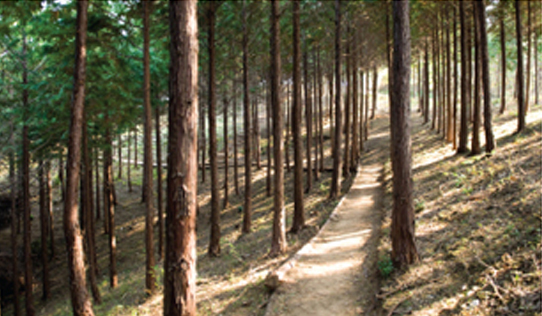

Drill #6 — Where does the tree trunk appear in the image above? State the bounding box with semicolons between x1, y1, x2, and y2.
500;17;506;114
364;67;370;141
269;0;286;257
103;120;117;288
476;0;495;153
39;160;51;300
317;50;324;172
432;30;437;131
59;155;65;202
82;118;100;304
343;31;350;177
94;146;100;220
128;130;132;192
155;104;164;260
446;8;453;143
233;78;239;195
471;3;481;155
292;0;305;232
304;45;314;191
360;71;365;151
285;83;291;173
313;50;320;180
515;0;525;132
117;134;122;179
164;1;198;314
458;0;470;153
242;0;252;234
254;97;261;170
266;79;272;196
390;0;418;268
330;0;342;200
63;2;95;314
143;0;155;292
371;66;378;120
22;28;35;316
424;42;430;125
453;6;458;149
224;94;230;207
46;161;55;259
351;39;359;168
525;0;531;112
207;3;220;257
10;152;20;316
200;93;206;183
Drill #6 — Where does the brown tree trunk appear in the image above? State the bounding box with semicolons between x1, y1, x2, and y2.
128;130;132;192
103;120;117;288
269;0;286;257
143;0;156;292
371;66;378;120
453;6;458;149
317;50;324;172
82;118;100;304
39;160;51;300
242;0;252;234
63;1;95;314
94;146;100;220
224;94;230;207
291;0;305;233
446;8;453;143
432;30;437;130
266;80;272;196
22;29;35;316
155;104;164;260
207;2;220;257
164;1;198;313
200;95;206;183
500;17;506;114
285;83;291;173
515;0;525;132
360;71;365;151
59;155;65;202
10;152;20;316
233;79;240;195
364;67;370;141
343;31;350;177
351;39;359;168
134;129;138;169
471;3;481;155
46;161;55;259
117;134;122;179
424;42;430;125
390;0;419;268
330;0;342;200
458;0;470;153
304;46;314;191
476;0;495;153
313;50;320;180
525;0;531;112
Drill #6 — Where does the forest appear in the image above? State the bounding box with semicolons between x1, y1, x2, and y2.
0;0;540;315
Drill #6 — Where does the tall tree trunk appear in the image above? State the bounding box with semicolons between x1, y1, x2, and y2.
371;66;378;120
242;0;252;234
63;2;95;314
453;6;458;149
500;17;506;114
317;49;324;172
207;2;220;256
476;0;495;153
128;130;132;192
254;97;261;170
285;83;291;173
164;1;198;313
458;0;470;153
330;0;342;200
424;42;430;125
343;30;350;177
59;155;65;202
360;71;364;151
223;94;230;207
291;0;305;232
364;67;370;141
471;3;481;155
82;118;100;304
143;0;155;292
94;146;100;220
515;0;525;132
525;0;531;112
155;105;164;260
200;94;206;183
304;45;314;190
431;30;437;130
22;28;35;316
10;152;20;316
233;78;239;195
351;39;359;168
269;0;286;256
117;135;122;179
390;0;418;268
46;161;55;259
266;80;272;196
446;8;453;143
386;3;393;113
313;50;320;180
103;120;117;288
39;160;51;300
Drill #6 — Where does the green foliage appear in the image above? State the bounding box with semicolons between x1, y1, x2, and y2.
378;255;394;278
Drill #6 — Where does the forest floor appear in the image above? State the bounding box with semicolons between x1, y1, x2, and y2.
378;103;542;316
0;113;360;316
264;115;389;316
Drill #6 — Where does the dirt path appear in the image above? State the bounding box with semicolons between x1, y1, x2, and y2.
265;116;389;316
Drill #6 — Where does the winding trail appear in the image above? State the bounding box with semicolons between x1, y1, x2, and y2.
265;116;390;316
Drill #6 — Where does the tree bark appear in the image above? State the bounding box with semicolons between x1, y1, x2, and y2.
242;0;252;234
39;160;51;300
46;161;55;259
515;0;525;132
103;120;117;288
155;105;164;260
291;0;305;232
304;45;314;191
446;8;453;143
59;154;65;202
390;0;418;268
224;93;230;207
525;0;531;112
371;66;378;120
200;93;206;183
207;2;220;257
343;29;350;177
266;79;272;196
364;66;370;141
269;0;286;257
458;0;470;153
164;1;198;314
475;0;495;153
233;78;240;195
431;29;437;131
330;0;342;200
117;134;122;179
317;50;324;172
143;0;155;293
63;1;95;313
424;42;430;125
500;17;506;114
285;83;291;173
10;153;20;316
22;28;35;316
453;6;458;149
471;3;481;155
351;38;359;168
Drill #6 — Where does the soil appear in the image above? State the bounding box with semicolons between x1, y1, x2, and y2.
265;116;390;316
